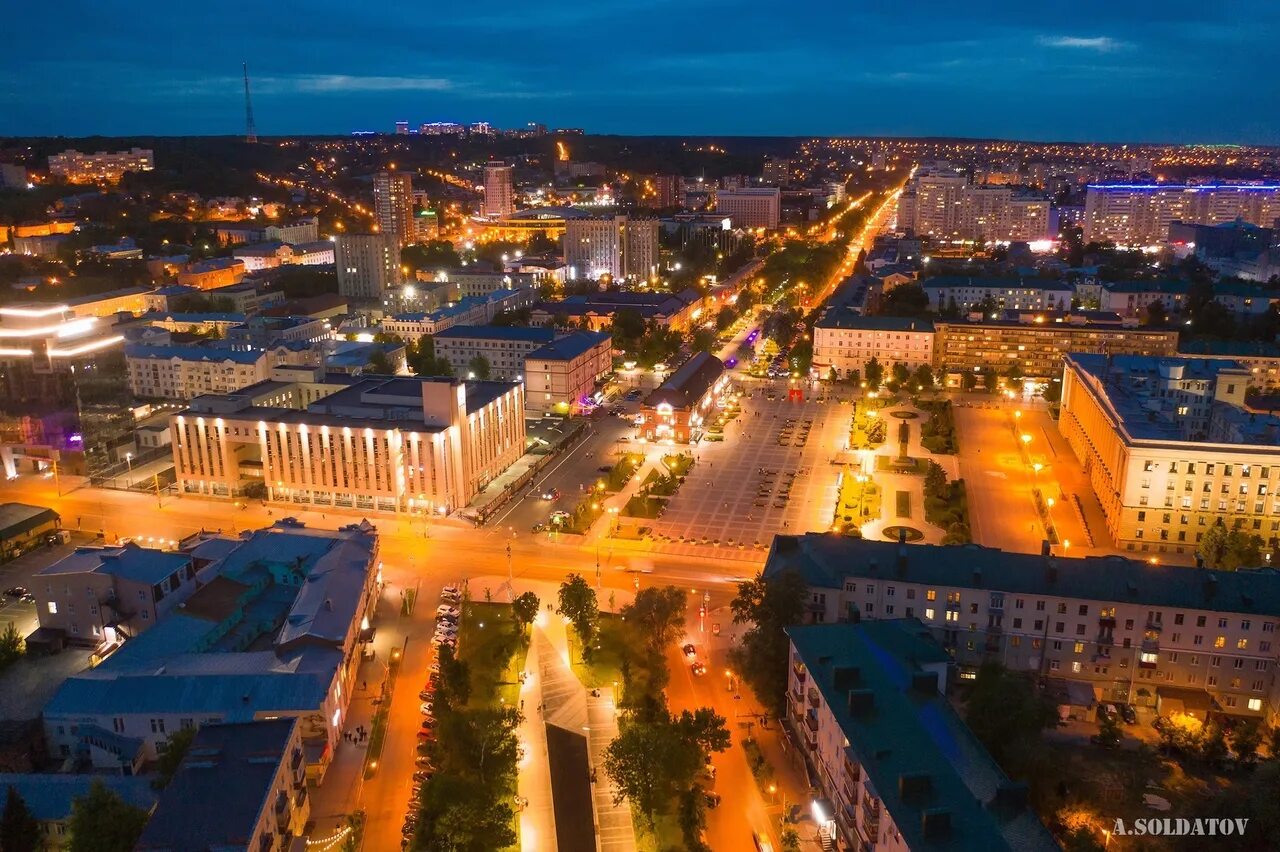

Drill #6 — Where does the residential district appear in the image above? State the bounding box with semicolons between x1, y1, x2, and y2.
1;128;1280;852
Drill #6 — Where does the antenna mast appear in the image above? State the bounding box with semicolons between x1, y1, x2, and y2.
243;62;258;144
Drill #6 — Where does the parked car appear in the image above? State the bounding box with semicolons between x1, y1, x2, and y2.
420;702;434;716
3;587;27;598
1090;733;1120;749
1117;703;1138;725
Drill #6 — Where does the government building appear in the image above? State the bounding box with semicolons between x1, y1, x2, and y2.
1060;354;1280;556
171;371;525;515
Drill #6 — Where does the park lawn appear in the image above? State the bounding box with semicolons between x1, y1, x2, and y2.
661;453;695;478
568;612;626;691
457;601;528;709
835;470;881;523
633;813;684;852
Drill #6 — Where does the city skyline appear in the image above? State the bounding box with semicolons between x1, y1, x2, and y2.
2;0;1279;143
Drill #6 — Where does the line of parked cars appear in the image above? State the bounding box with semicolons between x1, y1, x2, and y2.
402;584;462;845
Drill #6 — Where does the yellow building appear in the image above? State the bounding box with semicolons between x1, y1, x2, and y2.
1061;354;1280;557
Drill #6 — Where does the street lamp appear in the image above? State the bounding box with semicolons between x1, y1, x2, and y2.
125;452;133;478
1020;433;1032;447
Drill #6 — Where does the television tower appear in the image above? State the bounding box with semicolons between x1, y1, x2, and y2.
243;62;258;144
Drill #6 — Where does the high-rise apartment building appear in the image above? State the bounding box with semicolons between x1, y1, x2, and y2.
483;161;515;219
1083;184;1280;245
898;166;1049;242
563;216;660;282
335;233;401;300
714;187;781;230
373;170;414;247
395;120;409;135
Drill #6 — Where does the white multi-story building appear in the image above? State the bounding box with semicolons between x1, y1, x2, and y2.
523;330;614;415
336;233;400;300
812;314;935;380
483;161;515;219
432;325;555;380
373;170;414;247
380;290;532;342
1061;354;1280;556
786;621;1058;852
563;216;660;282
47;148;154;183
920;276;1074;313
172;373;525;514
125;343;272;400
770;534;1280;724
715;187;781;230
1083;184;1280;245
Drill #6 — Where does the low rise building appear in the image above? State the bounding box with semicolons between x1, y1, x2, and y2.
523;330;613;415
1061;354;1280;556
42;520;378;776
381;290;532;342
921;276;1074;313
0;774;157;849
177;258;246;291
768;534;1280;723
0;503;60;562
529;289;703;332
205;280;286;315
172;374;524;513
135;719;309;852
30;542;197;647
715;187;782;229
232;241;294;271
786;620;1056;852
639;352;727;443
812;314;935;380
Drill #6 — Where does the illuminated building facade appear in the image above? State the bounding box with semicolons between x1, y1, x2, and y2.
373;170;414;247
172;374;525;514
483;162;515;219
1061;354;1280;556
1083;184;1280;245
639;352;727;444
47;148;154;183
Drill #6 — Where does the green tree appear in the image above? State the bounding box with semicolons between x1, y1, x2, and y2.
780;827;802;852
1200;721;1229;767
366;348;394;374
890;362;910;388
1144;298;1168;326
715;306;737;331
68;780;149;852
924;461;948;501
557;574;599;657
435;643;471;709
512;591;540;634
911;364;934;390
1199;520;1229;568
1;786;40;852
411;773;516;851
1231;719;1263;766
0;622;22;669
675;707;731;755
963;663;1056;778
864;357;884;391
467;355;491;380
676;787;710;851
729;570;808;716
691;327;717;353
152;726;197;790
620;586;687;656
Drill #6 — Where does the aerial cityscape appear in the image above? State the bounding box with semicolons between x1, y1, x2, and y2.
2;7;1280;851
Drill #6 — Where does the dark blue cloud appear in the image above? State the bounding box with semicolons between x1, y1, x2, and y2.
2;0;1277;142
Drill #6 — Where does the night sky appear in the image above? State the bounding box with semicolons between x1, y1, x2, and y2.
3;0;1277;143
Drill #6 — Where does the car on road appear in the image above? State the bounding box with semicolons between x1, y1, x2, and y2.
692;662;706;676
531;522;546;533
539;487;560;500
3;587;28;598
597;465;612;473
624;389;643;401
549;510;571;525
682;643;696;662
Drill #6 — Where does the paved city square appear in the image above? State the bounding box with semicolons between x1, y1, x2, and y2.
651;383;851;547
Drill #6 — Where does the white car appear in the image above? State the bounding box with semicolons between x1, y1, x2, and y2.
436;605;460;618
